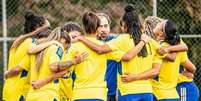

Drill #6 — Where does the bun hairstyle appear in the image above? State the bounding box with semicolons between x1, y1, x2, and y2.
124;4;135;12
24;11;45;33
163;20;180;45
122;4;147;57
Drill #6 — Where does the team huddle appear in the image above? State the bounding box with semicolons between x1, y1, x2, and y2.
2;4;199;101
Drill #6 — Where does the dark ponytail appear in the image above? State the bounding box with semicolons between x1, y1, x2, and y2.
163;20;180;45
122;4;147;57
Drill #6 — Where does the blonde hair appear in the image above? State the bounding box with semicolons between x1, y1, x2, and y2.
35;27;71;72
144;16;164;41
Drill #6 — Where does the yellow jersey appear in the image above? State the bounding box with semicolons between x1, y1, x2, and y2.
3;38;36;101
152;42;188;100
106;34;162;96
19;43;64;101
63;37;123;100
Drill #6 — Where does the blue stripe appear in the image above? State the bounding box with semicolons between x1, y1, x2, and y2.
117;61;122;75
153;75;159;81
53;79;59;84
72;70;76;87
56;47;63;60
19;95;24;101
20;69;28;78
179;66;184;73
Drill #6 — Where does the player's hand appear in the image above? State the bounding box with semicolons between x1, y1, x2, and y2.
182;71;194;79
157;47;169;55
4;71;9;79
141;34;151;44
121;73;137;83
73;51;89;64
32;80;46;89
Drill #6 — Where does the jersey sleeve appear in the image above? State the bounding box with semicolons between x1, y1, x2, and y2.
106;36;122;51
180;52;188;63
107;50;125;62
49;46;63;65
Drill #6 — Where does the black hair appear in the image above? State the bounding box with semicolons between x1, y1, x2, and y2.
24;11;46;33
121;4;147;57
163;20;180;45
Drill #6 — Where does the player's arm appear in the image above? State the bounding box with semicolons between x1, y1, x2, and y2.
4;65;23;79
77;36;112;54
121;34;151;61
58;52;88;70
49;51;88;72
5;55;30;79
32;69;69;89
121;63;160;82
163;53;176;62
28;41;59;54
157;44;188;55
181;59;196;74
11;20;49;48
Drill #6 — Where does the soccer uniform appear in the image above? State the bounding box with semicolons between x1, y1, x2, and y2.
106;34;162;101
59;50;74;101
63;37;123;101
3;38;36;101
152;42;188;101
19;43;63;101
176;59;199;101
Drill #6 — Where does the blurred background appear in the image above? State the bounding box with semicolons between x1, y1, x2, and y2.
0;0;201;100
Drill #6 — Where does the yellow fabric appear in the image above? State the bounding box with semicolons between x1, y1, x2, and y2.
3;38;35;101
63;37;122;100
152;42;188;100
20;44;63;101
106;34;162;95
178;51;193;83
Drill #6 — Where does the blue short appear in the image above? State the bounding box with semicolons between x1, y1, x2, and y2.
153;95;179;101
118;90;153;101
74;99;103;101
176;82;199;101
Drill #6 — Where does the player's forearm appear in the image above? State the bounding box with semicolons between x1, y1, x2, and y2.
59;61;75;70
5;66;22;78
79;37;111;54
167;44;188;52
163;53;176;62
121;41;146;61
53;69;70;80
135;63;160;80
28;42;52;54
181;59;196;73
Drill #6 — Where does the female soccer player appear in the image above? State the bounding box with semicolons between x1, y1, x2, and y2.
3;11;50;101
145;16;199;101
20;27;85;101
151;19;196;101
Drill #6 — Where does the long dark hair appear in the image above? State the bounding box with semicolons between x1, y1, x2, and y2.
163;20;180;45
121;4;147;57
11;11;46;48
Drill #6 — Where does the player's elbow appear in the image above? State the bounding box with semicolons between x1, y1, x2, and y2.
122;54;133;61
28;48;37;54
50;63;59;73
